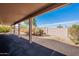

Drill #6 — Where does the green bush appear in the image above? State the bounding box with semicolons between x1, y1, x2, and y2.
0;25;11;33
33;28;45;36
68;24;79;44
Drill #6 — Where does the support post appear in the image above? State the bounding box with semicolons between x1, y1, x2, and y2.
18;23;20;36
13;25;16;34
29;17;32;44
10;25;13;34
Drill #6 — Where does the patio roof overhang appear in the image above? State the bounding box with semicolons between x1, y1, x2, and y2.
0;3;69;25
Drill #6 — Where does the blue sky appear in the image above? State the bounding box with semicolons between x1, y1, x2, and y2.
36;3;79;28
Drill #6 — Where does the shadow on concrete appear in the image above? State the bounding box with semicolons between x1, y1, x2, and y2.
0;34;65;56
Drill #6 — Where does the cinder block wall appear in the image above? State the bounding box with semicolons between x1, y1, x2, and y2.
44;28;68;39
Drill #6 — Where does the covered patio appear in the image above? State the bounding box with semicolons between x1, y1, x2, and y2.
0;3;68;56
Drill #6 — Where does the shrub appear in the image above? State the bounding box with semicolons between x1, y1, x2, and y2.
68;24;79;44
0;25;11;33
34;28;45;36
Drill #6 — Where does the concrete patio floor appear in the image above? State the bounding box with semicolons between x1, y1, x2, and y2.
21;34;79;56
0;34;65;56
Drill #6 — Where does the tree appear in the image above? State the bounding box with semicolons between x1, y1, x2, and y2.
57;24;63;28
24;17;37;27
24;20;29;25
32;18;37;27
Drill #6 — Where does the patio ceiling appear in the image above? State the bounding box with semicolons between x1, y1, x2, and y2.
0;3;68;25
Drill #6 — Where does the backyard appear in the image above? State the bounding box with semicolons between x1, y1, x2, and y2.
0;3;79;56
